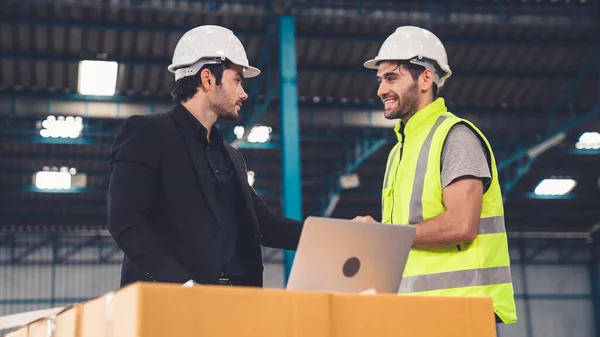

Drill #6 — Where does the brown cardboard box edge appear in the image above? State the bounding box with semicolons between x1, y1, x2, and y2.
4;325;28;337
110;282;332;337
86;282;496;337
26;304;83;337
331;292;496;337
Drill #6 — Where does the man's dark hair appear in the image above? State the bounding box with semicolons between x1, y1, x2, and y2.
171;60;233;103
397;61;440;99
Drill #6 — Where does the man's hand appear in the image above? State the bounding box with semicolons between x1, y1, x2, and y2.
352;215;376;223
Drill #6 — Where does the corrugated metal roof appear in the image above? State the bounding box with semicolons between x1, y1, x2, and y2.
0;0;599;231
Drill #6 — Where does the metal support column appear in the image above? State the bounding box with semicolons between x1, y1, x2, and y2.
279;15;302;285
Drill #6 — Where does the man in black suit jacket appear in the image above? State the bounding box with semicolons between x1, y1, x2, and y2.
107;25;303;288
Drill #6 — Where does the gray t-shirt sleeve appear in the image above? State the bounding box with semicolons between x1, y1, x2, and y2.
441;124;491;191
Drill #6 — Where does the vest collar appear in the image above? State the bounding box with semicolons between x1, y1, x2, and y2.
394;98;448;141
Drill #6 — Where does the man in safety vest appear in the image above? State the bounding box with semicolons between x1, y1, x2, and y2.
353;26;517;324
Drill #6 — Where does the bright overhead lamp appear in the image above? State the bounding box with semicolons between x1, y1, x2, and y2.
234;126;245;140
534;178;576;196
33;167;87;191
34;169;72;190
340;173;360;189
77;60;118;96
575;132;600;150
39;115;83;139
247;126;272;143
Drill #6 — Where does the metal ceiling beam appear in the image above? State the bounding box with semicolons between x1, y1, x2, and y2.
2;185;594;203
55;235;100;263
0;52;581;80
295;32;597;48
0;169;387;187
0;232;122;266
299;65;575;80
0;15;266;36
0;91;172;103
0;92;573;136
8;0;273;18
9;236;55;264
292;0;598;19
1;14;596;47
0;152;371;164
0;90;558;115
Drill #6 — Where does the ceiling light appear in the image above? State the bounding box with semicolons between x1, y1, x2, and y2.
534;178;576;196
34;171;72;190
78;60;118;96
39;115;83;139
247;126;272;144
234;126;245;140
575;132;600;150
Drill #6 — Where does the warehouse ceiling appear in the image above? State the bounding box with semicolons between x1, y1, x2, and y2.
0;0;599;233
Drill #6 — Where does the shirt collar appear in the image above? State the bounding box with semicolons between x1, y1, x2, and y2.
394;97;448;141
182;104;224;145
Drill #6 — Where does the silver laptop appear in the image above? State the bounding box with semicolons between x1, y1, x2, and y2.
286;216;415;294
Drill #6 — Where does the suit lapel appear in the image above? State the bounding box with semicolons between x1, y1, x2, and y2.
223;144;260;232
169;106;223;229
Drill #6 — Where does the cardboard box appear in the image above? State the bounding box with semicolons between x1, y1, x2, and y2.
4;325;27;337
82;283;330;337
54;305;82;337
28;305;82;337
331;293;496;337
79;282;496;337
80;294;115;337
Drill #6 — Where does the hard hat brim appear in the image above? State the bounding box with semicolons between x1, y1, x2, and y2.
242;65;261;78
363;59;379;69
364;58;404;69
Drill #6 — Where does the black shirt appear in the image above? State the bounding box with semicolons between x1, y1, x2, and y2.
186;110;244;277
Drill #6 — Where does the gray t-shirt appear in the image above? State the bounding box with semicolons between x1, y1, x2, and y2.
440;124;491;192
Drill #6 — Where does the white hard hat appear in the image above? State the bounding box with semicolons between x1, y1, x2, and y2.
168;25;260;81
364;26;452;88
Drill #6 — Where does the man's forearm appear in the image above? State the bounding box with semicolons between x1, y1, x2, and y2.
413;211;477;249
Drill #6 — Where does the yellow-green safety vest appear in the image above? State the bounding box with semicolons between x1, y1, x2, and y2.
381;98;517;324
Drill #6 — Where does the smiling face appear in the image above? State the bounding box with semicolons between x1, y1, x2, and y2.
208;64;248;121
376;61;421;121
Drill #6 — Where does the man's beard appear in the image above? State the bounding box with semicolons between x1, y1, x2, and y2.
389;82;419;120
210;86;239;121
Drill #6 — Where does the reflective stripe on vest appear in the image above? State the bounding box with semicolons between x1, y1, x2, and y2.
408;115;447;223
399;265;513;293
392;115;510;294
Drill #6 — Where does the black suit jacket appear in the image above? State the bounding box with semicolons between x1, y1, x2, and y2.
107;104;303;287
